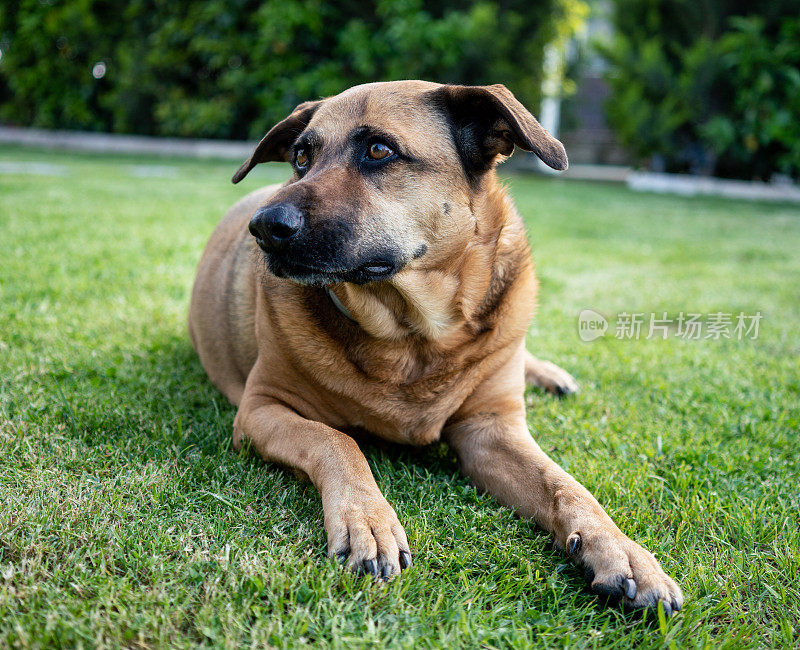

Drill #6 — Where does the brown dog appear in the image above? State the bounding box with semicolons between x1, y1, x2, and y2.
189;81;682;614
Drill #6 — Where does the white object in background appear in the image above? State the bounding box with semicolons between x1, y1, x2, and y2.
628;171;800;203
537;43;564;175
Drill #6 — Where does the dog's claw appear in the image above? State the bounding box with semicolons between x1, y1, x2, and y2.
363;558;379;577
567;532;582;556
659;600;672;618
399;550;412;569
625;578;637;599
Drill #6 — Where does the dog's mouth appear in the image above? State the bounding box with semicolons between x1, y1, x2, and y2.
260;248;399;286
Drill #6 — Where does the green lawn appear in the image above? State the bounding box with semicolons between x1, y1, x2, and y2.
1;145;799;649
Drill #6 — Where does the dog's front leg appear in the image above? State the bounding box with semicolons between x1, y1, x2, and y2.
233;376;411;579
444;359;682;613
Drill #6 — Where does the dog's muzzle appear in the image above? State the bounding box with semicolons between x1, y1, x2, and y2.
248;202;404;285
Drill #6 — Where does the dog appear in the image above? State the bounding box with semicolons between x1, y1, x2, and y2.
188;81;683;614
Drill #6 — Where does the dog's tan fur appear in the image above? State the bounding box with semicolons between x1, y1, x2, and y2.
189;81;682;611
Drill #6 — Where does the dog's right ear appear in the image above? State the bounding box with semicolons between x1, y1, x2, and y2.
232;100;322;184
428;84;567;175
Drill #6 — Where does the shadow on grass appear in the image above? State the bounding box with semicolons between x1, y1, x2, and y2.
43;334;234;456
41;331;465;475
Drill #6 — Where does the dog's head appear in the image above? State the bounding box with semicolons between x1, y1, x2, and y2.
234;81;566;286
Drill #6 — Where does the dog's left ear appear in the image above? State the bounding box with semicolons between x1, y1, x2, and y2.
232;100;322;184
428;84;568;173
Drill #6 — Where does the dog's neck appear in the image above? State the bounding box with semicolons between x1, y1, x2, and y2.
326;176;532;348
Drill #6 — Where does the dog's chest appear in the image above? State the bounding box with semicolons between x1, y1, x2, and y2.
339;394;456;446
320;360;481;446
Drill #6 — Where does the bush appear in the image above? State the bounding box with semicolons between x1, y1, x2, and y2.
597;0;800;180
0;0;584;140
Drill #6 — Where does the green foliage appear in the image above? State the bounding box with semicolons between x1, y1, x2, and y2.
700;17;800;180
598;1;800;180
0;0;580;139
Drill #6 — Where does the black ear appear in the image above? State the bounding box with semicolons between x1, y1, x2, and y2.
428;84;567;173
232;100;322;184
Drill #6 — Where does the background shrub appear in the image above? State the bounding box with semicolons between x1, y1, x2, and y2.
597;0;800;180
0;0;582;140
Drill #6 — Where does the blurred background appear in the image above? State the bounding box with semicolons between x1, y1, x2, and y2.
1;0;799;182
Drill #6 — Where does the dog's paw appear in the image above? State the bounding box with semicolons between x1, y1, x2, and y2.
324;489;411;581
564;530;683;616
524;358;579;397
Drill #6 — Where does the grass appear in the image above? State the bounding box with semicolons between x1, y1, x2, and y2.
1;144;798;649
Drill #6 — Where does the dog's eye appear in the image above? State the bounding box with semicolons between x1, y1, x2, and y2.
295;148;309;169
367;142;393;161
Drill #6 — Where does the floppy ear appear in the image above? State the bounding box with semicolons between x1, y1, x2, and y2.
428;84;567;173
232;100;322;184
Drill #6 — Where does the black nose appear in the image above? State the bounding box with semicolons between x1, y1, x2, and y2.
249;203;304;246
